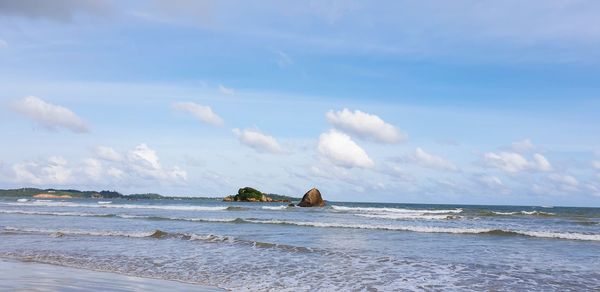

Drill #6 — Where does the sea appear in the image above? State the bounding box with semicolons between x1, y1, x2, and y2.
1;197;599;291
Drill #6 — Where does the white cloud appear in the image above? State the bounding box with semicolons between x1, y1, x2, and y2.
511;139;535;152
326;108;406;144
549;174;579;187
218;84;235;95
11;156;72;185
479;175;504;188
592;160;600;170
106;167;124;180
484;152;529;173
125;143;187;182
0;38;7;48
411;147;457;171
10;96;89;133
82;158;103;181
172;101;224;126
317;129;374;168
94;146;122;162
548;174;580;192
532;153;552;171
232;128;283;154
484;151;552;173
128;143;162;170
6;144;187;187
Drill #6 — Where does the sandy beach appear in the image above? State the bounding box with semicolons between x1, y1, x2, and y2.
0;259;222;292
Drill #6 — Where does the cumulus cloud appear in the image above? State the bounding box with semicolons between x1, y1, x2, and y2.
326;108;406;144
232;128;283;154
94;146;122;162
410;148;457;171
7;144;187;187
82;158;102;181
511;139;535;152
484;152;529;173
218;84;235;95
12;156;72;185
172;101;224;126
592;160;600;170
483;151;552;173
10;96;89;133
128;143;161;170
532;153;552;171
125;143;186;182
106;167;125;180
548;174;580;193
478;175;504;188
317;129;374;168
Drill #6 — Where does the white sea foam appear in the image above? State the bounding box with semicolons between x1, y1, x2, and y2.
492;211;555;216
355;213;460;220
0;210;112;217
97;201;112;204
261;206;288;210
3;226;154;238
331;205;463;214
16;199;29;202
243;219;600;241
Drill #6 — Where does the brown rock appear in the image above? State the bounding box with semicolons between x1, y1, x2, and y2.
223;196;233;202
297;188;326;207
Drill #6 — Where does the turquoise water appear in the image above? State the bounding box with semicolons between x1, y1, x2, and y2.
1;198;600;290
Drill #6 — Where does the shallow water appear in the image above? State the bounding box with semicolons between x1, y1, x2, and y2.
0;259;220;291
1;198;599;291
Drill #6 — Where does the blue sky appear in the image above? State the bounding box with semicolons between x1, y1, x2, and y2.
1;0;600;206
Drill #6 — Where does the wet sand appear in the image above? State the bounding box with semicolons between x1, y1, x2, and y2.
0;259;222;291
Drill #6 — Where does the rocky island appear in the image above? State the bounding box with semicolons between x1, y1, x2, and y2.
222;187;294;202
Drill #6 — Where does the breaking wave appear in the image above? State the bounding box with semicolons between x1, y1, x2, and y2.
261;206;289;210
242;219;600;241
483;211;556;216
1;227;323;254
331;205;463;214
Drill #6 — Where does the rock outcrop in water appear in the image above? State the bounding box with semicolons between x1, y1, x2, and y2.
297;188;326;207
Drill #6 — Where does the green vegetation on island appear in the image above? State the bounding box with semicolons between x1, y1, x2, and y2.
0;187;300;202
0;188;201;200
223;187;299;202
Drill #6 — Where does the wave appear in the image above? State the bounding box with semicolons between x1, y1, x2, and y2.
2;227;321;254
355;213;461;220
97;201;112;204
331;205;463;214
2;226;154;238
1;201;233;212
4;209;598;241
0;210;115;218
261;206;289;210
0;209;243;224
489;211;555;216
242;219;600;241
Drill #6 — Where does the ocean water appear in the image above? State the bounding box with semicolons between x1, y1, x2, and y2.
1;198;599;291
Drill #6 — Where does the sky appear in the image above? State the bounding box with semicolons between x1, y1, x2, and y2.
1;0;600;206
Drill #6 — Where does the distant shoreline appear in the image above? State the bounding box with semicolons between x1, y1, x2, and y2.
1;187;599;208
